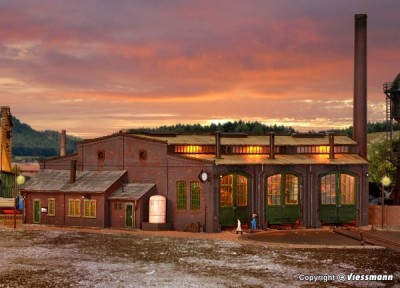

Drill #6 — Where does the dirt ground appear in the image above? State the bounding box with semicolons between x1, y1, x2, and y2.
0;225;399;287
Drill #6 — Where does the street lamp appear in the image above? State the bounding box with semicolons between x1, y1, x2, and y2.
380;176;391;228
13;167;25;229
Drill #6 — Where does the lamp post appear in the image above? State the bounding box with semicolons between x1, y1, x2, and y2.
14;172;25;229
381;176;391;229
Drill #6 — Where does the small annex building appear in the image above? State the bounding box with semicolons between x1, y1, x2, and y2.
108;183;156;229
21;168;154;228
21;132;369;233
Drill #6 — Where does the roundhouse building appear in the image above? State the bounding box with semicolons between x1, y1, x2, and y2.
21;132;368;232
21;14;370;232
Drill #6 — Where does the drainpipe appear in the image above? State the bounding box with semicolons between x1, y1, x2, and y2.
269;132;275;159
122;134;125;170
215;132;222;159
258;164;264;229
309;165;313;228
329;133;335;159
70;160;77;183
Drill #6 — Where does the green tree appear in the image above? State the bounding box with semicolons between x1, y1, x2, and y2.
368;139;396;184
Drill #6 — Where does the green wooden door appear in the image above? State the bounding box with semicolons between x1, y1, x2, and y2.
33;200;40;223
319;173;357;224
219;173;249;227
125;204;133;227
266;173;301;225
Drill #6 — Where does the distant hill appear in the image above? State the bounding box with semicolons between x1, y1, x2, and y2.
11;117;81;160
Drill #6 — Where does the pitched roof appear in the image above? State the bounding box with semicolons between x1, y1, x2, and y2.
133;134;357;146
108;183;155;200
179;153;368;165
20;169;126;193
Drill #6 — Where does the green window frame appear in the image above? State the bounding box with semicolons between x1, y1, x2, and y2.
47;198;55;216
177;181;187;210
236;175;248;207
340;174;355;205
267;173;299;206
190;182;201;210
320;172;356;205
68;199;80;217
267;174;282;206
321;173;337;205
220;174;233;207
285;174;299;205
84;200;96;218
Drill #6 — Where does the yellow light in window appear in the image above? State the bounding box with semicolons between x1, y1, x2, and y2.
247;146;262;154
317;146;330;154
184;145;201;153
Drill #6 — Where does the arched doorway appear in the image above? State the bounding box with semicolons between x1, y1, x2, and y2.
219;173;249;227
266;172;301;224
319;172;357;224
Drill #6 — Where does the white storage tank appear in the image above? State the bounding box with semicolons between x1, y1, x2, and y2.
149;195;166;224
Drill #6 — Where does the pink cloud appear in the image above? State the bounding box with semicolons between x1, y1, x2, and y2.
0;1;399;137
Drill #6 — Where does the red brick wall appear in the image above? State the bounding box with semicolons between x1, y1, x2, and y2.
109;187;155;229
369;205;400;227
40;155;78;170
77;135;168;196
167;155;214;231
23;192;64;225
23;192;107;228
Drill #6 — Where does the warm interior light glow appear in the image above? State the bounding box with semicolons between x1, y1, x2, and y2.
248;146;263;154
175;145;216;154
317;146;330;154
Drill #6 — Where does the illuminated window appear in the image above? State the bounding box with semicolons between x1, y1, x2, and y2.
68;199;80;217
236;175;248;206
231;146;267;154
174;145;215;154
190;182;200;210
321;173;336;205
285;174;299;205
84;200;96;218
220;175;233;207
177;181;187;210
297;145;350;154
335;146;349;153
320;173;356;205
267;174;282;206
267;173;299;206
340;174;355;205
48;198;55;216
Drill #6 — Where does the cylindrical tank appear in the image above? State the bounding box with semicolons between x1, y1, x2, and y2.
389;73;400;121
149;195;166;224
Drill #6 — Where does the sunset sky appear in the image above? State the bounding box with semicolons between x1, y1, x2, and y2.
1;1;399;138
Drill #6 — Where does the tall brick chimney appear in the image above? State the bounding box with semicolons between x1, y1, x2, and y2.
353;14;367;159
60;130;66;157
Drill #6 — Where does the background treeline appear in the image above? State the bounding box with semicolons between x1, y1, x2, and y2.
127;120;296;134
11;116;396;159
326;121;399;136
12;117;81;159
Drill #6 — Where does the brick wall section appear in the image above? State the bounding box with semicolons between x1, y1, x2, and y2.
109;186;155;229
214;163;369;230
167;155;214;232
37;133;370;232
24;192;63;225
39;154;78;170
23;174;125;228
77;135;168;196
369;205;400;227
